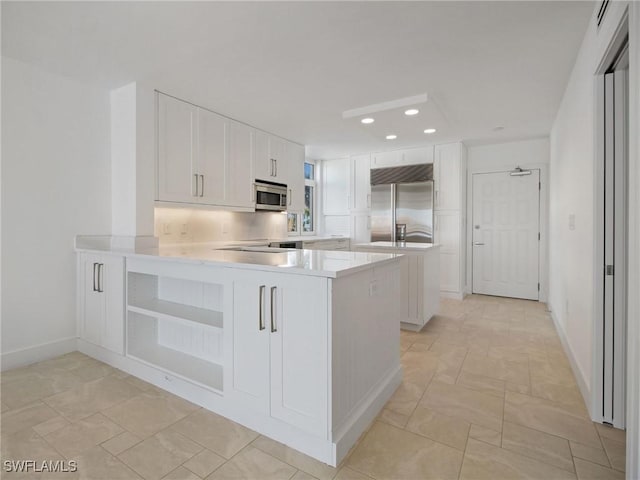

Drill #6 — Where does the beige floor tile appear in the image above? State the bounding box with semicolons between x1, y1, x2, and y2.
468;424;501;446
163;466;202;480
43;413;123;458
420;381;504;432
461;352;529;385
69;361;117;382
574;458;625;480
1;401;59;437
501;421;574;472
74;445;143;479
595;423;626;443
377;408;410;429
506;382;531;395
32;415;71;436
346;421;463;480
43;376;143;421
1;368;85;409
118;436;186;480
333;467;373;479
101;431;142;456
170;409;258;459
569;441;610;468
155;429;203;461
504;392;601;448
103;391;199;438
384;381;425;416
205;446;297;480
405;405;470;450
183;449;225;478
456;371;505;398
1;428;65;464
600;436;625;472
531;380;588;415
291;471;319;480
529;359;578;388
459;438;577;480
251;435;337;480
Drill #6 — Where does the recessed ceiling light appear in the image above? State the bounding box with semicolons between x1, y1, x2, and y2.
361;117;375;124
423;128;437;134
404;109;419;116
386;134;397;140
493;126;505;131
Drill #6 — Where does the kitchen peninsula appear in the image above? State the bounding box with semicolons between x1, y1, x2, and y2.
75;239;403;466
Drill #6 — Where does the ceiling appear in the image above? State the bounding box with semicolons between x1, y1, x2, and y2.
2;1;594;159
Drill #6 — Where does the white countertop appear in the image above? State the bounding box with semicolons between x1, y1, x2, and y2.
354;241;440;252
75;238;399;278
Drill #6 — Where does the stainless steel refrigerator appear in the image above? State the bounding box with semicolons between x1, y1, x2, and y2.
370;164;434;243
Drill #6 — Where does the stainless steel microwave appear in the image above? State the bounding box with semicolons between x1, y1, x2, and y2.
255;181;287;212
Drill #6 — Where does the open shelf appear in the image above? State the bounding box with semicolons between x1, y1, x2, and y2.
128;343;223;393
128;297;223;329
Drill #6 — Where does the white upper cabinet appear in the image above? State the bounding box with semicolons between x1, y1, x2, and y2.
434;143;462;211
351;154;371;212
322;157;351;215
227;121;255;208
286;142;305;212
371;146;434;169
197;107;228;206
157;94;196;202
253;132;288;184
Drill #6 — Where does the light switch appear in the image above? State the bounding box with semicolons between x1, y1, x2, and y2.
568;214;576;231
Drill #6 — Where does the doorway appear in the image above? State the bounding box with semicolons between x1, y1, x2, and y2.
471;169;540;300
599;42;629;429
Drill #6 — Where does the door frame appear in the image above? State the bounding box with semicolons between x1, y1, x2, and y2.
466;159;549;303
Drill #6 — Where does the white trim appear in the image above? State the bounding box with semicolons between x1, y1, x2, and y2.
1;337;77;371
625;3;640;476
549;310;592;417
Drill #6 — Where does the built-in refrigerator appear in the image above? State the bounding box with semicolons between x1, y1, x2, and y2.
370;164;434;243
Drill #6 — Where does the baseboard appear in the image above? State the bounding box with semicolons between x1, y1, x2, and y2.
1;337;77;371
549;309;593;419
440;291;465;300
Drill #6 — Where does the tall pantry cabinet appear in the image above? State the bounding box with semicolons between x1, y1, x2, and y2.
433;142;467;299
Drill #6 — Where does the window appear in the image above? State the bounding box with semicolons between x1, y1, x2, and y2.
303;161;316;234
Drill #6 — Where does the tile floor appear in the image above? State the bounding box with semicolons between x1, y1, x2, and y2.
1;295;626;479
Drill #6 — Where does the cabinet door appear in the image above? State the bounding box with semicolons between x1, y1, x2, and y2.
286;143;305;212
157;94;196;202
352;214;371;244
351;154;371;211
403;146;434;166
269;274;328;436
102;255;125;355
434;143;461;211
228;121;255;208
197;108;227;206
82;253;105;347
323;157;351;215
254;130;271;182
230;277;270;413
371;150;402;168
269;136;287;183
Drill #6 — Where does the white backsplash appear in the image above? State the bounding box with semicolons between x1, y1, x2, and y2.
154;208;287;245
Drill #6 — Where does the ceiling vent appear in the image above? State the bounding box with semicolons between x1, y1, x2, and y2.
596;0;610;27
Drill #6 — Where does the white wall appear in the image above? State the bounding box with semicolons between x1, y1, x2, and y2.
466;137;550;301
549;2;630;412
1;57;112;367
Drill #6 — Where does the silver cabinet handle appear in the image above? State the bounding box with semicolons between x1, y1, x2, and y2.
259;285;265;331
270;286;277;332
199;175;204;197
473;242;485;246
92;263;99;292
194;173;199;197
97;263;104;292
367;193;371;208
289;189;292;206
274;159;278;177
270;159;275;176
435;190;439;206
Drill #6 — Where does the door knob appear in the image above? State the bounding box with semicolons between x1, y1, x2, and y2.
473;242;485;246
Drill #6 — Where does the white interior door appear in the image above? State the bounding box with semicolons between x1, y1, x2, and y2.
472;170;540;300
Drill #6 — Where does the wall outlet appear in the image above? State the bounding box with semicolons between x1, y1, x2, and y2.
221;223;229;234
162;223;171;235
568;214;576;231
181;223;189;235
369;281;379;297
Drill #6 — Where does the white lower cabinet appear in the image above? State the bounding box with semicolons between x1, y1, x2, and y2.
230;271;328;436
78;253;125;355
